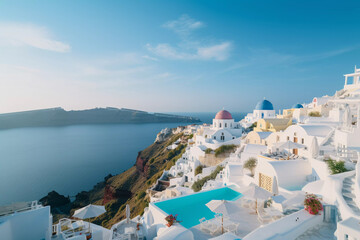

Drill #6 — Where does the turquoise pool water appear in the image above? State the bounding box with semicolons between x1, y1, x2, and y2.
154;187;242;228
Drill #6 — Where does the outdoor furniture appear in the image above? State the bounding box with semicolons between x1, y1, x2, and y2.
241;184;272;214
124;227;135;235
136;228;144;240
199;217;220;235
206;200;244;234
223;218;239;234
257;205;272;224
209;219;222;236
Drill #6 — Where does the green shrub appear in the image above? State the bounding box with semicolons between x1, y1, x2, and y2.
167;144;186;159
137;191;146;200
189;134;194;139
192;166;224;192
244;157;257;176
195;165;204;175
205;148;213;154
326;159;348;174
249;122;257;130
214;145;237;157
309;111;321;117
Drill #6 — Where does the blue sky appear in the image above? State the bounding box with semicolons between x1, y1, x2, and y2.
0;0;360;113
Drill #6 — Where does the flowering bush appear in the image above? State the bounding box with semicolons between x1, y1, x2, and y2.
165;214;178;227
304;193;323;215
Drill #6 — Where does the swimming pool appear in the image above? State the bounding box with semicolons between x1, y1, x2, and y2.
154;187;242;228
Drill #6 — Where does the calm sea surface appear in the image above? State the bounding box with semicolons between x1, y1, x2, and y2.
0;112;246;205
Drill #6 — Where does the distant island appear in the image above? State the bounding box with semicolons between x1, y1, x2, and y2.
0;107;200;130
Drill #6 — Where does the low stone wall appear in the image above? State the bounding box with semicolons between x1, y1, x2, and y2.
243;210;322;240
199;154;227;166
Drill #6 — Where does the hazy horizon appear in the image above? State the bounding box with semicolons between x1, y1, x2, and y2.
1;1;359;114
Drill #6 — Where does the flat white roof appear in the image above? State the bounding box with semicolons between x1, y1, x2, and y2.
298;124;333;138
338;217;360;233
243;144;267;154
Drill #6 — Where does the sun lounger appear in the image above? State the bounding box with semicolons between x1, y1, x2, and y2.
223;219;239;234
257;205;273;224
199;217;218;234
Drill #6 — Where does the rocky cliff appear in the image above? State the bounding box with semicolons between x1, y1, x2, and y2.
44;128;190;228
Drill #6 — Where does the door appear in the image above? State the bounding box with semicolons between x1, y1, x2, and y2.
259;173;272;192
293;137;298;155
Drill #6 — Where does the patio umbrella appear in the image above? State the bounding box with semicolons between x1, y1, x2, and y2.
343;105;352;127
126;204;131;224
241;184;272;214
206;200;242;234
310;137;319;158
73;204;106;232
274;140;305;159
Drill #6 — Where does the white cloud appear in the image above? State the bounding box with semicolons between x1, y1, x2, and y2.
163;14;204;36
146;14;232;61
0;22;70;52
146;41;232;61
197;42;232;61
142;55;159;61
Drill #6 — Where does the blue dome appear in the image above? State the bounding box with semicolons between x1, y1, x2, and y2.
255;99;274;110
292;103;303;109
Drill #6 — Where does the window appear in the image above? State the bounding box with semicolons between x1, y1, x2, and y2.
287;136;290;140
294;132;297;136
232;137;235;139
276;136;280;142
225;123;227;127
214;136;216;139
214;123;216;127
302;138;304;144
222;132;224;135
219;123;222;128
320;150;324;156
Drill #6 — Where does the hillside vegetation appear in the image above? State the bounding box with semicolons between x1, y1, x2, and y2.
50;131;191;228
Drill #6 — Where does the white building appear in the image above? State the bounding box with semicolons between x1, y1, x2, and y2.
0;201;52;240
195;110;242;149
344;66;360;91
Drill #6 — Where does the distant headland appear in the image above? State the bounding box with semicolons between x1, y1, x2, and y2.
0;107;201;130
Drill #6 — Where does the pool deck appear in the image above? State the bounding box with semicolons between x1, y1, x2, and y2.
189;205;261;239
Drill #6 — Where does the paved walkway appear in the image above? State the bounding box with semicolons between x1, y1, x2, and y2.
295;222;336;240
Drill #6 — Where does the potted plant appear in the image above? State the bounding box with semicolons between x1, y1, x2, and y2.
304;193;323;215
165;214;178;227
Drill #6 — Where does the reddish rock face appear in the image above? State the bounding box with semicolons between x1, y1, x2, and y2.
136;152;148;175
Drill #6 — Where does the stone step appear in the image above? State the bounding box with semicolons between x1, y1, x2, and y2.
342;192;356;199
343;182;354;189
342;188;353;194
343;195;353;201
344;178;355;184
347;201;360;211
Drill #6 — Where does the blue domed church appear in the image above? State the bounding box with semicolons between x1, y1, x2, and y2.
244;98;276;123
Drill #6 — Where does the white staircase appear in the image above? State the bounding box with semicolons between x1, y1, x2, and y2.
342;175;360;215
